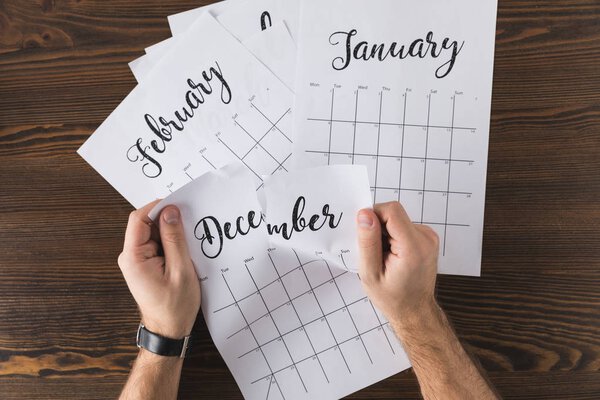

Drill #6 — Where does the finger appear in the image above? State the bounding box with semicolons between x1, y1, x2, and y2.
123;199;161;250
373;201;415;243
158;205;191;271
415;224;440;248
356;208;384;284
138;241;160;259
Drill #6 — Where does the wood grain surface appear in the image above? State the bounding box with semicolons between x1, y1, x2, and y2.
1;0;599;398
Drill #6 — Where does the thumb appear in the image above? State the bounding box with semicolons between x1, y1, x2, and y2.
356;208;383;284
159;206;191;269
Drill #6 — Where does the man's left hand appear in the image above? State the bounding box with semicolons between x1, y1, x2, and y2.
118;201;201;339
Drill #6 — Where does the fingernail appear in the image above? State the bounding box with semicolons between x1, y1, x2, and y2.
357;211;374;229
163;207;180;225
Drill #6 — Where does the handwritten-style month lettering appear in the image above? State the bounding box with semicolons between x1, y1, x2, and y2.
126;62;232;178
193;196;343;259
329;30;465;78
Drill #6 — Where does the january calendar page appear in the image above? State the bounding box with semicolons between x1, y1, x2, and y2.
293;0;498;276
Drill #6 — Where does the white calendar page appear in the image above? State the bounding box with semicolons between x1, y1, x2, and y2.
78;13;294;208
293;0;498;276
148;164;410;400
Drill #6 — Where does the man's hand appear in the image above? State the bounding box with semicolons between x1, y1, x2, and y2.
118;200;201;339
356;201;439;328
356;201;499;400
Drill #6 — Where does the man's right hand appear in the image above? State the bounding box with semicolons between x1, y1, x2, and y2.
355;201;440;329
356;202;500;400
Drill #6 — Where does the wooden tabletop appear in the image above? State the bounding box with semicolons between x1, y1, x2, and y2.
1;0;599;399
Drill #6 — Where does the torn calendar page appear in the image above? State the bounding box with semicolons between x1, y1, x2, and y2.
149;163;410;400
78;12;294;208
264;165;372;272
293;0;498;276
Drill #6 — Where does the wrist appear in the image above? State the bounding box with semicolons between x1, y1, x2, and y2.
389;298;442;337
141;317;191;340
137;347;184;365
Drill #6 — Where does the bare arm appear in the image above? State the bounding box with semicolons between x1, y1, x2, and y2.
356;202;499;400
117;202;201;400
120;351;183;400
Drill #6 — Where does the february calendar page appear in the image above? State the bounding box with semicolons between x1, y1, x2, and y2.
292;0;498;276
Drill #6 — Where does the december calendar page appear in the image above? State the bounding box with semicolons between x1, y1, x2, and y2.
292;0;498;276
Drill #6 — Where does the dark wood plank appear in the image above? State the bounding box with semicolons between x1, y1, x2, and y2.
1;0;599;399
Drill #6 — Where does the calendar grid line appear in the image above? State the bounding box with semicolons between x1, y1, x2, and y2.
201;154;217;169
225;269;350;342
307;117;476;131
340;254;396;355
216;105;292;194
267;254;330;383
443;96;457;256
250;320;391;385
371;186;471;196
369;299;395;354
327;88;335;165
352;90;359;164
250;104;292;143
373;91;383;203
244;263;308;393
305;87;475;263
266;377;272;400
221;273;286;400
397;90;408;203
235;120;288;172
217;137;264;182
240;107;291;160
304;150;474;164
324;260;373;364
214;259;335;315
238;292;376;358
293;249;352;373
420;94;432;224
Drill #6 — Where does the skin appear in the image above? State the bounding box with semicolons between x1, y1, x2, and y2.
118;201;200;400
356;202;499;400
118;200;498;400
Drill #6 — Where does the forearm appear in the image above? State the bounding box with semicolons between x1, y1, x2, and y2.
119;350;184;400
391;301;499;400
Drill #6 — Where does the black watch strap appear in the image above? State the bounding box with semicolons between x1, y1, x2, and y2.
136;323;191;358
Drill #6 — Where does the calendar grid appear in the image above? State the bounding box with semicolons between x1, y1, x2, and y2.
216;105;292;190
244;263;308;393
268;254;330;383
217;248;399;399
306;86;475;256
221;272;286;400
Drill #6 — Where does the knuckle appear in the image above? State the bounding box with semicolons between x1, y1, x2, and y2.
117;252;129;269
128;210;139;222
360;273;377;287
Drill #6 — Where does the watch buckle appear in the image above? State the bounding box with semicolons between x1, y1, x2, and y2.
136;323;144;349
180;335;191;358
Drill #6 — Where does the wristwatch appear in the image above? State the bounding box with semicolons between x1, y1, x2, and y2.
136;323;192;358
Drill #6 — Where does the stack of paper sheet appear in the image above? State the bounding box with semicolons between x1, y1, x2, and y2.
78;1;498;398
